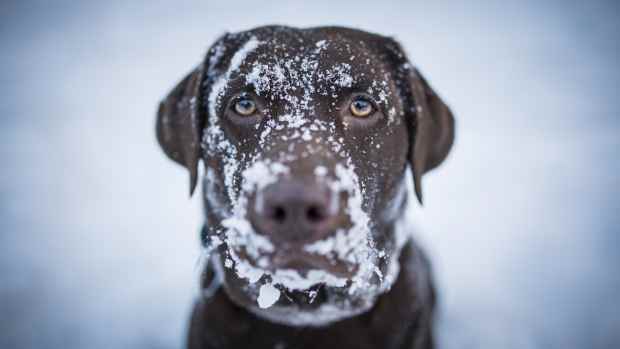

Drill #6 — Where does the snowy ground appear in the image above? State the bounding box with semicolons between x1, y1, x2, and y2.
1;0;619;348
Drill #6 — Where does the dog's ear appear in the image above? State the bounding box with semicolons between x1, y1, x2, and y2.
156;65;205;196
381;38;455;204
408;68;455;204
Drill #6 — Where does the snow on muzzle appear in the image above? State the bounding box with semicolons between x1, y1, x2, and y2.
216;160;381;309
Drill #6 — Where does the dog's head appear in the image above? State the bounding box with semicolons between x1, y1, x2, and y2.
157;26;454;326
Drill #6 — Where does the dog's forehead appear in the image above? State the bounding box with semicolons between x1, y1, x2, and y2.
207;27;397;124
203;26;408;181
251;32;374;64
247;26;381;59
211;28;393;86
239;30;390;86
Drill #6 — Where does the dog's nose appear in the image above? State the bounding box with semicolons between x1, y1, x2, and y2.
250;180;341;244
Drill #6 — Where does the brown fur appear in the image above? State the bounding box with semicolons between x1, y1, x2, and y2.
156;25;455;349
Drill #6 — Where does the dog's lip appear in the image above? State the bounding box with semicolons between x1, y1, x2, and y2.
279;283;328;307
231;243;359;280
269;248;356;278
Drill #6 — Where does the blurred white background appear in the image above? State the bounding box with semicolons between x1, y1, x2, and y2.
1;0;619;348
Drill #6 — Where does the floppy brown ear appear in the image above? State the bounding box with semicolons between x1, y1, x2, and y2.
408;68;455;204
156;65;205;196
378;37;455;204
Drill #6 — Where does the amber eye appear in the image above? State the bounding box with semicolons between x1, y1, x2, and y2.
233;97;257;116
350;97;374;117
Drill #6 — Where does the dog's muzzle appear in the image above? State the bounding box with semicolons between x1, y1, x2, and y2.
248;179;352;274
250;179;344;244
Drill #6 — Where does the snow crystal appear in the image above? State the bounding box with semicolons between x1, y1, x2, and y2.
314;39;328;50
257;283;281;308
204;36;263;204
207;39;226;72
329;63;353;88
314;165;328;177
209;36;261;118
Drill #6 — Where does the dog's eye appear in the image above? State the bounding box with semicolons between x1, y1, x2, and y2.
233;97;257;116
350;97;374;117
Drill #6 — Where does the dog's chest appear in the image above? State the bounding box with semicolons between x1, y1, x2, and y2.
190;291;417;349
188;282;426;349
188;242;435;349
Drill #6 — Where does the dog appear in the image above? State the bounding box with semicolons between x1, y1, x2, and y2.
156;25;454;349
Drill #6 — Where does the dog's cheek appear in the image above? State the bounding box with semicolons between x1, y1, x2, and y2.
373;124;409;211
214;252;263;308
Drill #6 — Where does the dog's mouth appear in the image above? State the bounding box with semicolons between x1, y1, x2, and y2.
279;283;329;308
207;159;388;315
234;243;359;279
271;246;358;277
210;211;407;326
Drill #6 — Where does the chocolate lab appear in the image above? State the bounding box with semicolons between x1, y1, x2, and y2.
156;25;454;349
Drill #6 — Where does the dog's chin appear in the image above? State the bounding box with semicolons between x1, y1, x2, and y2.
208;215;409;327
246;283;379;327
212;254;392;327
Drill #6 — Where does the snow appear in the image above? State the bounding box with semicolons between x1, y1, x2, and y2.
257;283;281;308
211;155;393;320
314;165;328;177
314;39;328;50
209;36;261;118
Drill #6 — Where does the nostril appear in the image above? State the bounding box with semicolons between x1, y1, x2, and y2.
271;206;287;224
306;205;326;223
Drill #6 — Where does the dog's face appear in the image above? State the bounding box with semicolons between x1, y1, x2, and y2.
157;26;454;326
